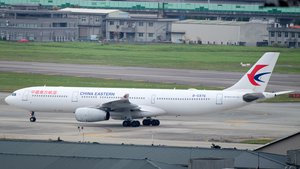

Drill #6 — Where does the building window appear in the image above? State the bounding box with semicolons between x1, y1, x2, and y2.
81;17;86;22
271;41;274;44
120;21;125;25
285;32;288;37
95;17;100;23
128;21;133;27
109;32;114;39
148;33;154;37
138;33;143;37
291;32;295;38
277;32;281;37
270;31;275;37
138;22;143;26
148;22;153;27
109;21;114;25
278;41;281;44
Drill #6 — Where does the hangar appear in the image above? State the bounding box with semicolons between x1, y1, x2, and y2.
171;20;269;46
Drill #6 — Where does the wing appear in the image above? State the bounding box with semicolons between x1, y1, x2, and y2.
99;94;140;112
98;94;166;119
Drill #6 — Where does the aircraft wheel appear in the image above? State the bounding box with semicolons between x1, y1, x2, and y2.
30;117;36;122
151;119;160;126
122;120;131;127
131;121;140;127
142;119;151;126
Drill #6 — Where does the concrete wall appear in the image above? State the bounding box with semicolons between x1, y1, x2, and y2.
68;14;105;41
240;23;268;46
172;22;240;45
171;21;269;46
268;26;300;48
106;19;173;42
0;10;78;42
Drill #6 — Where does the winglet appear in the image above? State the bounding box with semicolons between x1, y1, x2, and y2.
225;52;279;93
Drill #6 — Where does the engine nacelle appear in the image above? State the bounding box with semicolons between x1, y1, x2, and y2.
75;107;110;122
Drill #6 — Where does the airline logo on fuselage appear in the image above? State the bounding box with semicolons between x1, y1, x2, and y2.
80;91;115;96
31;90;57;95
247;64;271;86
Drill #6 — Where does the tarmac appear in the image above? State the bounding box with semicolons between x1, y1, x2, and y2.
0;61;300;92
1;92;299;150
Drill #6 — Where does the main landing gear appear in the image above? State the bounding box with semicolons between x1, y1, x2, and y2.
122;120;140;127
29;111;36;122
122;118;160;127
142;118;160;126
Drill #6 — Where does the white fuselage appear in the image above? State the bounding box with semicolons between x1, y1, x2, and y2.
5;86;248;116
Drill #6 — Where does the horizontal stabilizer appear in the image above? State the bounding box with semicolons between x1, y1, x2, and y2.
243;91;294;102
274;91;294;96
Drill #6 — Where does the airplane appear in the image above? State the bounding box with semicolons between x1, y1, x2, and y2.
5;52;291;127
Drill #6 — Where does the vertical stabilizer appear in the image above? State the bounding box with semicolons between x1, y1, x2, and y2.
225;52;279;92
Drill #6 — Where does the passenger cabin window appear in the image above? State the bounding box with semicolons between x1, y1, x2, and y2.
12;93;16;96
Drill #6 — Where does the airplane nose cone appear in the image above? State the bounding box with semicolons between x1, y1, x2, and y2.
5;96;11;105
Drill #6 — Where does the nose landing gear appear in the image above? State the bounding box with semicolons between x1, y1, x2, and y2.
29;111;36;122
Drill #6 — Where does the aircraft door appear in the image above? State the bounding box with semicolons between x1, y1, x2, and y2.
22;90;29;101
151;94;156;104
216;94;223;105
72;91;79;102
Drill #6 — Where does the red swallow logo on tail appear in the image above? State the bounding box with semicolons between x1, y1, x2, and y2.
247;65;271;86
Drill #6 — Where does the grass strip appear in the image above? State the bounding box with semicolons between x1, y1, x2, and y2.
0;42;299;74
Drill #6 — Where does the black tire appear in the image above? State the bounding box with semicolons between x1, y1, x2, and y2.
155;120;160;126
122;120;131;127
132;121;140;127
142;119;151;126
151;119;160;126
30;117;36;122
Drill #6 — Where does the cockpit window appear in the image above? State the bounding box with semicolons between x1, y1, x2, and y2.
11;93;16;96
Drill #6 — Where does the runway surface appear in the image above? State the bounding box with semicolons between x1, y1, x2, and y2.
0;61;299;92
1;92;299;150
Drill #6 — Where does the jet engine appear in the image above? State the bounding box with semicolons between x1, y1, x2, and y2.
75;107;110;122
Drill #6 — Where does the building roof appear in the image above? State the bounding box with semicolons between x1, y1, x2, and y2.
235;151;286;169
59;8;120;14
174;19;262;26
0;139;287;169
0;140;243;166
0;153;185;169
255;132;300;152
